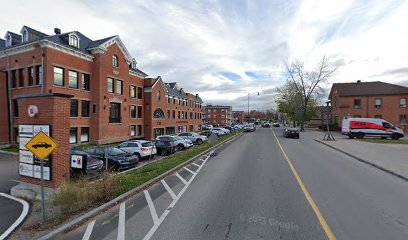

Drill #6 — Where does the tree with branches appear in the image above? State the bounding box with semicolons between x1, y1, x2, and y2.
283;56;337;131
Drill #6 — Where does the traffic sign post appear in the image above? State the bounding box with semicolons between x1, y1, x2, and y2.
25;131;58;222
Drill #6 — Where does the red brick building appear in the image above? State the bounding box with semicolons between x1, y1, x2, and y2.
143;79;203;139
0;25;205;189
329;81;408;132
233;111;245;124
205;105;232;126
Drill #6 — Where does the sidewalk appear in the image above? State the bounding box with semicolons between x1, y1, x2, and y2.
314;133;408;181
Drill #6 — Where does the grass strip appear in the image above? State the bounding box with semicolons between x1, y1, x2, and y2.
115;131;240;194
1;147;19;153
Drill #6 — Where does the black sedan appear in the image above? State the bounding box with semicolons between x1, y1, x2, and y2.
155;140;177;156
85;147;139;171
283;128;300;139
70;150;104;174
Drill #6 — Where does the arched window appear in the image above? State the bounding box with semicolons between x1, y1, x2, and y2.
157;91;161;101
112;55;119;67
153;108;165;119
70;35;79;48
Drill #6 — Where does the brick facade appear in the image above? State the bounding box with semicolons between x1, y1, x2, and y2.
0;26;205;188
329;82;408;132
232;111;245;124
205;105;232;126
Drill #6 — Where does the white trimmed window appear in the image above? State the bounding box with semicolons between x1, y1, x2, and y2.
69;34;79;48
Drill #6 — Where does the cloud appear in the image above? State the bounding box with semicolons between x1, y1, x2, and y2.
1;0;407;110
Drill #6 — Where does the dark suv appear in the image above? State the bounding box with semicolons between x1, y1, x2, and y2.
85;147;139;171
155;140;177;156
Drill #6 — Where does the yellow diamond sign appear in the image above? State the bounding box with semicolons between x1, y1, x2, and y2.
25;131;58;160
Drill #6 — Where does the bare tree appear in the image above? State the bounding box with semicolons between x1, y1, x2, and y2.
284;56;337;131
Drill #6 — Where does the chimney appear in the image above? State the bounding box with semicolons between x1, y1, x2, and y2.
54;28;61;35
357;80;361;83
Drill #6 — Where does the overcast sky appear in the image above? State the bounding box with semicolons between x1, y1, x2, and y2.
2;0;408;110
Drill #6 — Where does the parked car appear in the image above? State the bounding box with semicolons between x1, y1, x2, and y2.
211;129;225;136
200;131;212;137
342;117;404;140
154;140;177;156
174;136;193;150
262;122;271;128
244;124;256;132
273;122;280;127
178;132;208;144
203;125;213;130
156;135;189;151
212;127;230;134
85;147;139;171
283;128;300;138
70;150;104;174
117;140;157;159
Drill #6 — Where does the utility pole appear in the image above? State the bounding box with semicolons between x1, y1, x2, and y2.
247;92;260;123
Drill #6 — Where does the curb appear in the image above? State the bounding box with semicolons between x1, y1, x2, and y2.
0;150;18;156
38;132;243;240
314;139;408;182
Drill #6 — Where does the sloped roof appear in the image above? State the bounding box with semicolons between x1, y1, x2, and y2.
167;82;177;89
86;35;116;49
330;81;408;97
1;26;148;75
22;25;49;38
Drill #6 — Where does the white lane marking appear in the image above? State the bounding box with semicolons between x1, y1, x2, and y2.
192;163;201;168
183;166;196;175
175;173;187;184
143;151;213;240
117;202;126;240
161;180;177;200
144;190;159;225
199;159;205;162
0;193;30;240
82;220;95;240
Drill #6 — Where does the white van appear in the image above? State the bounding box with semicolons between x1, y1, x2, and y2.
342;118;404;140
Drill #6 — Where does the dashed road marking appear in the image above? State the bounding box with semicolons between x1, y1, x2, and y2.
0;193;29;240
175;173;187;184
117;202;126;240
161;179;177;200
81;220;95;240
183;166;196;175
143;151;213;240
144;190;159;225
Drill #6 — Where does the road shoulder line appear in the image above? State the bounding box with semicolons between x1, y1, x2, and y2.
314;139;408;182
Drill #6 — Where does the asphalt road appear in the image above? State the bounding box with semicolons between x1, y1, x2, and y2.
59;128;408;240
151;128;408;240
0;153;24;239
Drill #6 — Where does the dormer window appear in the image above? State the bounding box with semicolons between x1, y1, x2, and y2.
69;35;79;48
22;29;28;43
113;55;119;67
131;59;137;69
6;34;11;47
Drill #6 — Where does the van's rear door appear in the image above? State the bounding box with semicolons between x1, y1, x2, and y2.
342;118;350;134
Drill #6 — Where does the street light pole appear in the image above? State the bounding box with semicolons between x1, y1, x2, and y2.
247;92;260;123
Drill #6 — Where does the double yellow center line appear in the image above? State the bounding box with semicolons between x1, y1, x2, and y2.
271;129;336;240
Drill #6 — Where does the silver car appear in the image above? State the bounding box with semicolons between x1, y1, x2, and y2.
178;132;208;144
